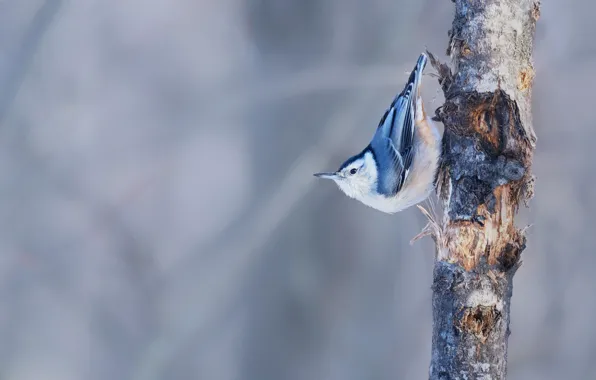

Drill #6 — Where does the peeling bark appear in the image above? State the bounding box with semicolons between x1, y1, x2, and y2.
427;0;539;379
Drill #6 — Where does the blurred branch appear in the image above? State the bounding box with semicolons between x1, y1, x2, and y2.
117;64;420;277
175;62;417;272
201;64;419;125
131;62;416;380
0;0;62;125
427;1;539;379
10;124;158;375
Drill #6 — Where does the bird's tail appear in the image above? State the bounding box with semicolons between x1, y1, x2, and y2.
414;53;427;94
402;53;427;99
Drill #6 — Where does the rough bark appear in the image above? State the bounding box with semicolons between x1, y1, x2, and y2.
427;1;539;379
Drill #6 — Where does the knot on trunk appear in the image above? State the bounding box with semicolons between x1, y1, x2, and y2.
436;89;532;222
460;305;502;344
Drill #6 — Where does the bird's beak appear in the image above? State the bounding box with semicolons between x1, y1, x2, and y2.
313;172;339;180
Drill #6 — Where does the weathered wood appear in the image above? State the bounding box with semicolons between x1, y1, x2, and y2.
427;0;540;379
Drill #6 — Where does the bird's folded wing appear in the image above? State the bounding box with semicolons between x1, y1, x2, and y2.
371;136;406;195
373;54;426;194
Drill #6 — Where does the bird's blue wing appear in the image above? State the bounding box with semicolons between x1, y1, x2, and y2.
373;53;427;194
370;136;405;196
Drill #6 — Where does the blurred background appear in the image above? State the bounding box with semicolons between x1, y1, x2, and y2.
0;0;594;379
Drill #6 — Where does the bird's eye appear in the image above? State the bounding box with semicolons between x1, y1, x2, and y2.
349;168;358;175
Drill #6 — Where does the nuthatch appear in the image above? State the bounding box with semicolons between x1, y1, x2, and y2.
314;53;441;213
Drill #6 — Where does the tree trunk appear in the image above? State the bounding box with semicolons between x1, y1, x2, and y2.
427;0;540;379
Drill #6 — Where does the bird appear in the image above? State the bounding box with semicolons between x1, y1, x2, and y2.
314;53;442;214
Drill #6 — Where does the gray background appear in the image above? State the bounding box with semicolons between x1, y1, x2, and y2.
0;0;594;379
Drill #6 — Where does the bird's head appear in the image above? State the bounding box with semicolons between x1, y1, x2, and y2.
314;148;377;201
